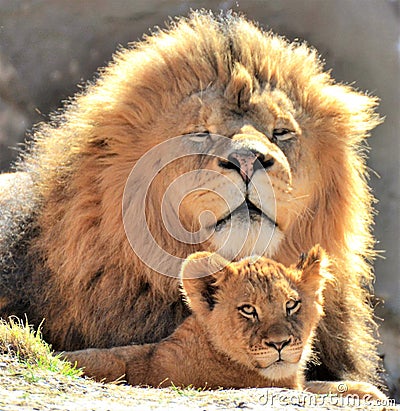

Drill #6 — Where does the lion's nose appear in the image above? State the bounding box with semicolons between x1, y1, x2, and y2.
263;337;292;352
220;150;275;183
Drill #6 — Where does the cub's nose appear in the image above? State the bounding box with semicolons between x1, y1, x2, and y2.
263;337;292;352
220;149;275;183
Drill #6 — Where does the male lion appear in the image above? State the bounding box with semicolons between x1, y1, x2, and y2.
0;11;382;386
62;247;385;400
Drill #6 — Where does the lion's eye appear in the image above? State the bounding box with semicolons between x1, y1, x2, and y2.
238;304;258;320
272;128;294;142
286;299;301;316
188;131;210;142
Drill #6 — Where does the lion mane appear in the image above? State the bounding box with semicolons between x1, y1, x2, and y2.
0;11;382;384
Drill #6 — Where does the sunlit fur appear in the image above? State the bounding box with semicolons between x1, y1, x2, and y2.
0;11;382;384
62;247;329;388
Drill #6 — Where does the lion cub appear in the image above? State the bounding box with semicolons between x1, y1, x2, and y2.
63;246;385;399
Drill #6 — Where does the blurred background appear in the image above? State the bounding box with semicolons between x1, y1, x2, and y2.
0;0;399;397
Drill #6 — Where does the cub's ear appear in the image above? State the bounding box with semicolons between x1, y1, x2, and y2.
180;252;230;315
297;245;333;299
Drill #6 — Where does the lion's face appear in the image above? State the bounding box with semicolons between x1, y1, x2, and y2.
181;245;330;382
119;14;379;278
143;86;315;262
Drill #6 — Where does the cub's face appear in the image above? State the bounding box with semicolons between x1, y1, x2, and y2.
181;245;330;382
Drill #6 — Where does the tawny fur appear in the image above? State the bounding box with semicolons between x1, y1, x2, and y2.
0;11;382;385
62;249;385;400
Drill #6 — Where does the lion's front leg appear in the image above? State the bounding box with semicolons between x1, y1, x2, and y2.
60;348;127;382
61;343;156;385
305;380;387;401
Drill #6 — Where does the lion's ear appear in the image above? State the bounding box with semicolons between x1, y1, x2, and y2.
180;252;229;314
298;245;332;298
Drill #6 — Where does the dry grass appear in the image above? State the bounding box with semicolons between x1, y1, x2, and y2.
0;316;81;379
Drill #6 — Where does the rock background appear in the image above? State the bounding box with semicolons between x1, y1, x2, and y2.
0;0;399;398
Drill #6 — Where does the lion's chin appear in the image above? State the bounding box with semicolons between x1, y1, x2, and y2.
257;361;298;381
208;212;283;261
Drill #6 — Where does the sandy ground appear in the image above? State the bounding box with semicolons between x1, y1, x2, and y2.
0;355;398;411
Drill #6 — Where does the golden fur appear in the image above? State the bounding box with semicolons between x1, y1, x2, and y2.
62;248;385;400
0;11;382;385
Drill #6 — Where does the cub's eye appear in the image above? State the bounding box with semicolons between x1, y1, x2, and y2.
286;299;301;316
188;131;210;142
238;304;258;320
272;128;295;142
